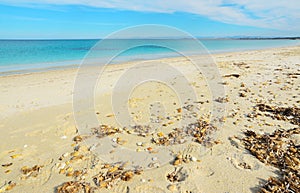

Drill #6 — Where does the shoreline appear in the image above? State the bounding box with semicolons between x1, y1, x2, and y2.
1;43;299;77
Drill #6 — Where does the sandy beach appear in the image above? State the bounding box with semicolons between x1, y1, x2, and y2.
0;46;299;193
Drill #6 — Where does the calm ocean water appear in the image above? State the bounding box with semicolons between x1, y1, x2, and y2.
0;39;299;75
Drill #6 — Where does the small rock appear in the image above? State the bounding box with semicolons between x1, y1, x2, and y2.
167;184;177;192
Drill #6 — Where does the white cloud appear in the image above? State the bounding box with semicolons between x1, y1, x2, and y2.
1;0;300;32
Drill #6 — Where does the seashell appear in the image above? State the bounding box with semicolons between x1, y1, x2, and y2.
59;169;66;174
136;142;143;146
100;181;108;188
66;171;74;177
176;153;183;159
146;147;153;152
106;114;114;117
173;159;182;166
190;157;197;162
71;151;79;157
157;132;164;137
66;167;74;173
62;153;69;158
108;166;118;173
10;154;21;159
177;108;182;113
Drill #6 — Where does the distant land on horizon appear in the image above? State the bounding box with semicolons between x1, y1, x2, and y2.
0;37;300;41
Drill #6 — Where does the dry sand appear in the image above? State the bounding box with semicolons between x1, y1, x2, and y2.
0;46;299;193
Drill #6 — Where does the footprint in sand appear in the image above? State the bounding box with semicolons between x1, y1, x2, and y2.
134;185;166;193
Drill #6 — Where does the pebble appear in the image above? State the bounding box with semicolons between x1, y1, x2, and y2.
62;153;69;158
191;157;197;162
136;142;143;146
58;163;66;169
61;135;67;139
167;184;177;192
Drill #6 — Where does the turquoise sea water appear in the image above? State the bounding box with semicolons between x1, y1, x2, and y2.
0;39;299;75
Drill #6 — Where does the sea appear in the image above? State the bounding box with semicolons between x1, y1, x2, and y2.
0;39;299;75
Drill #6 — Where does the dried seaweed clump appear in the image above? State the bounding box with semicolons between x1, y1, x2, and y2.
185;120;217;144
132;125;154;137
93;164;142;189
21;165;44;179
256;104;300;126
152;119;217;146
91;125;123;138
166;167;187;183
56;181;95;193
261;172;299;193
152;128;186;146
241;128;300;192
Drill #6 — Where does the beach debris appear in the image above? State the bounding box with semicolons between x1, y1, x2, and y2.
166;167;187;183
167;184;178;192
93;164;142;189
173;153;183;166
0;181;16;192
132;125;154;137
152;119;217;146
106;114;114;118
233;62;248;68
91;125;123;138
240;128;300;192
177;108;182;113
56;181;95;193
260;172;299;193
1;163;13;168
190;157;198;162
10;154;21;159
215;96;229;103
242;128;299;170
21;165;44;179
185;120;217;145
256;104;300;126
223;73;240;78
152;128;186;146
239;92;247;97
73;135;83;143
238;162;251;170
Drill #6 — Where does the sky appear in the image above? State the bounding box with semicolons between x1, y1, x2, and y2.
0;0;299;39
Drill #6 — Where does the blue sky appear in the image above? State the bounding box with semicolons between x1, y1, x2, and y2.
0;1;299;39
